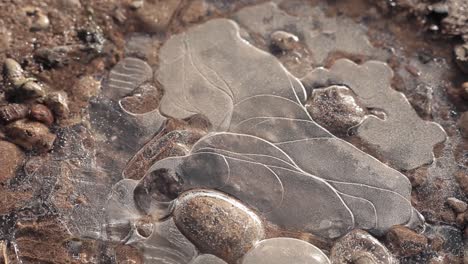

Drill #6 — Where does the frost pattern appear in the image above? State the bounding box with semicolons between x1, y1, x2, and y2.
147;18;417;238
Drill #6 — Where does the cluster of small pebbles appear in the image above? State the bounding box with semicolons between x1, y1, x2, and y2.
1;58;69;153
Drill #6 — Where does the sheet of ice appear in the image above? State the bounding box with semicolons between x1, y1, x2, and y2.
233;2;381;65
302;59;447;170
148;18;417;238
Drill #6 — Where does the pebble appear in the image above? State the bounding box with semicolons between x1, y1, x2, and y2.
454;44;468;74
5;120;56;153
0;104;30;123
20;80;46;99
385;225;428;257
270;30;299;51
190;254;227;264
173;190;265;263
461;82;468;100
34;46;73;68
119;82;161;114
2;58;45;100
305;85;367;135
3;58;28;88
242;237;331;264
45;91;69;119
30;10;50;31
30;104;54;126
446;197;467;213
0;141;24;183
458;111;468;138
455;171;468;195
135;0;182;32
330;229;396;264
130;0;144;10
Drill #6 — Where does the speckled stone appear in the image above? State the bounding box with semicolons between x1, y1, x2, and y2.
306;85;366;135
385;225;428;257
0;140;24;183
5;120;56;153
173;190;265;263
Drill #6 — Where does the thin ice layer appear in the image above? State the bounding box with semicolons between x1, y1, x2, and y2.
143;18;418;238
302;59;447;170
234;2;381;65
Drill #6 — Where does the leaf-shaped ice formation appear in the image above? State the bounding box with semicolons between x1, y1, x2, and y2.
145;18;418;239
301;59;447;170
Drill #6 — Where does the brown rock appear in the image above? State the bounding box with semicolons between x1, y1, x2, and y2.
120;82;162;114
305;85;366;136
45;91;70;119
385;225;428;257
5;120;56;153
0;140;24;183
458;112;468;138
429;235;445;251
173;190;265;263
446;197;467;213
455;213;465;226
440;209;456;223
455;171;468;195
136;0;182;32
30;104;54;126
407;167;428;187
0;104;30;123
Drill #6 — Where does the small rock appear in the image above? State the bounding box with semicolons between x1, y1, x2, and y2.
385;225;428;257
135;0;182;32
45;91;69;119
20;80;46;99
2;58;46;100
455;171;468;195
5;120;56;153
191;254;227;264
428;235;445;251
77;20;106;54
305;85;367;135
331;229;396;264
134;217;153;238
242;237;331;264
34;46;74;68
446;197;467;213
30;104;54;126
429;3;449;15
270;30;299;51
458;112;468;138
3;58;27;88
0;104;30;123
129;0;144;9
0;141;24;183
454;44;468;74
30;10;50;31
455;213;465;226
407;167;428;187
173;190;265;263
461;82;468;100
119;82;162;114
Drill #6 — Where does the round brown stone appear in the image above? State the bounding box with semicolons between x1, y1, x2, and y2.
173;189;264;263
